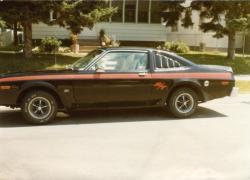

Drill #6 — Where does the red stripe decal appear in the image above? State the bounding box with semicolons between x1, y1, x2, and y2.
0;72;232;83
152;72;232;79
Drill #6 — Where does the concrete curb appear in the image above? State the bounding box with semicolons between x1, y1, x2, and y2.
235;75;250;81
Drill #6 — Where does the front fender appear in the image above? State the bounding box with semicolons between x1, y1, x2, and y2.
19;81;58;94
17;81;74;109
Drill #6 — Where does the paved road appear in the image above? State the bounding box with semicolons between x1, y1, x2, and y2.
0;95;250;180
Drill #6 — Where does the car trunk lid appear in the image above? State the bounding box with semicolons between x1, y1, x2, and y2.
199;65;233;73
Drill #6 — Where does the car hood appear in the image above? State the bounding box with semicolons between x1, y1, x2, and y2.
198;65;233;73
0;69;75;79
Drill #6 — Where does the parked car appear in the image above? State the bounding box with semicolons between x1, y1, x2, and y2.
0;47;235;124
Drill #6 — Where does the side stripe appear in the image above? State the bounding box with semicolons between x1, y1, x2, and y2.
0;72;232;83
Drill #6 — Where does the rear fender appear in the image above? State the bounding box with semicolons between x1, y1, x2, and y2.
165;79;207;103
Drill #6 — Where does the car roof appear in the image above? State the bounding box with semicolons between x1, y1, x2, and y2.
101;46;157;52
101;47;178;56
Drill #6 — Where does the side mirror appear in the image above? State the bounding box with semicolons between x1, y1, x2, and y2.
66;65;73;70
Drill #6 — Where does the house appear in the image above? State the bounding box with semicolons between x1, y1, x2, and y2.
32;0;244;51
0;29;14;47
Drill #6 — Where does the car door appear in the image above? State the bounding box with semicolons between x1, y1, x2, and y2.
73;50;154;108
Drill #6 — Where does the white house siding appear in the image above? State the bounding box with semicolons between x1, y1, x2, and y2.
32;9;243;49
95;23;167;42
166;32;243;49
33;23;167;42
33;24;70;39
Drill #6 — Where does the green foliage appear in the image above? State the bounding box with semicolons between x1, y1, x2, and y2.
39;37;62;53
0;18;6;28
226;18;249;31
0;1;57;24
191;1;250;59
162;41;190;53
147;1;250;59
160;1;186;27
0;1;117;58
55;1;117;34
191;1;250;37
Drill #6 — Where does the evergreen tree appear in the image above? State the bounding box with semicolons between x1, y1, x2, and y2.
0;0;115;58
191;1;250;59
0;18;6;29
161;1;193;28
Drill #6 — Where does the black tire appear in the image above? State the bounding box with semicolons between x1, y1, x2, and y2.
168;88;198;118
21;91;58;124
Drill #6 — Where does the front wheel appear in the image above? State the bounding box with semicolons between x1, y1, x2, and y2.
21;91;58;124
168;88;198;118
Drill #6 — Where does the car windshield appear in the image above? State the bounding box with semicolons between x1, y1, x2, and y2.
71;49;104;70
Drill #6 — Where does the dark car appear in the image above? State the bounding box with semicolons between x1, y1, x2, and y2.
0;47;235;124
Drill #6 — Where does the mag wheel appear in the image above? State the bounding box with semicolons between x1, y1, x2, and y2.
21;91;58;124
168;88;198;118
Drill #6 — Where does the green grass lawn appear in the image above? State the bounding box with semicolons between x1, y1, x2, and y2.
180;51;250;74
0;45;23;52
0;53;80;74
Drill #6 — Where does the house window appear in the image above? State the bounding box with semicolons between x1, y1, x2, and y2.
151;1;164;23
125;0;136;23
112;0;123;22
110;0;164;24
138;0;149;23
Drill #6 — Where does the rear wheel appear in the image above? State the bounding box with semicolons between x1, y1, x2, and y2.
168;88;198;118
21;91;58;124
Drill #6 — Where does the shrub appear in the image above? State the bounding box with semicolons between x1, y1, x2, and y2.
59;47;71;53
39;37;62;53
162;41;190;53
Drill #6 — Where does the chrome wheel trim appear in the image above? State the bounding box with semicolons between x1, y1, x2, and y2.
174;93;194;114
28;97;52;120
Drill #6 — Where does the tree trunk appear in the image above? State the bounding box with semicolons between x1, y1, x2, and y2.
227;31;236;60
23;21;32;59
71;33;79;53
13;22;18;46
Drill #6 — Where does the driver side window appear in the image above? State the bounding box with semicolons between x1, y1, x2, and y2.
91;51;149;72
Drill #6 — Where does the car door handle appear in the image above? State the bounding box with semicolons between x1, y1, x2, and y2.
138;72;147;77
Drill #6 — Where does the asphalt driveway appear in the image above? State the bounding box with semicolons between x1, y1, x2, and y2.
0;94;250;180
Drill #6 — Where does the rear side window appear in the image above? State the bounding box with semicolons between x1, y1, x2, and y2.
155;53;183;69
